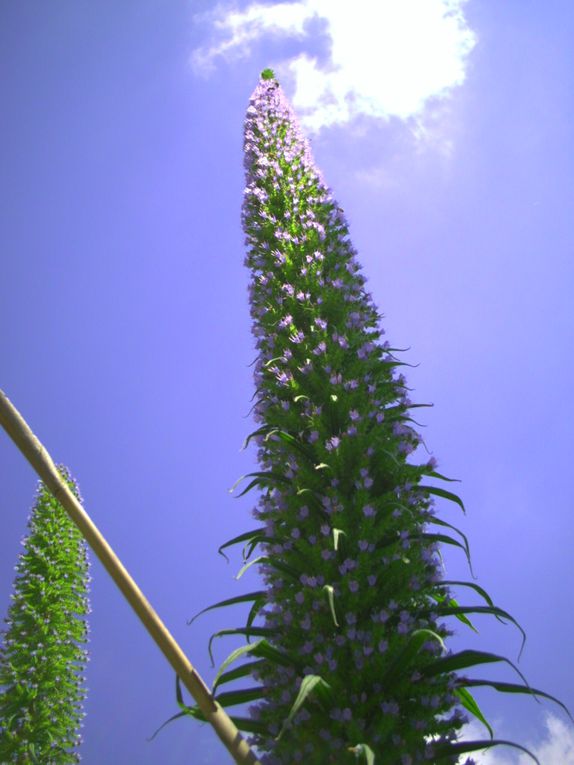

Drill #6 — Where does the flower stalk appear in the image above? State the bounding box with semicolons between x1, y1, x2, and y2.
194;70;569;765
0;467;90;764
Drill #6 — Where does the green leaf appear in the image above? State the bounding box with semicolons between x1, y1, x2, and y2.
348;743;376;764
381;629;446;690
208;627;275;666
213;659;265;691
235;554;300;582
323;584;339;627
459;679;573;721
147;709;190;741
226;716;269;735
454;687;493;738
246;594;266;633
428;605;526;658
241;424;271;450
265;429;315;461
229;470;290;498
332;528;346;551
243;532;269;561
427;470;461;483
218;528;266;562
430;593;477;633
418;532;474;576
236;556;266;581
427;517;471;565
421;649;529;688
215;687;265;708
212;640;267;692
439;579;498;612
276;675;332;741
187;591;265;626
148;674;201;741
431;738;539;764
213;638;301;690
419;484;466;514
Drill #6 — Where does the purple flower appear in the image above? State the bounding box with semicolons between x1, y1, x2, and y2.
313;340;327;355
362;504;375;517
326;436;340;451
290;330;305;344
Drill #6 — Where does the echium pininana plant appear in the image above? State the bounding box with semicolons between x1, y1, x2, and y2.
0;466;91;764
188;69;569;765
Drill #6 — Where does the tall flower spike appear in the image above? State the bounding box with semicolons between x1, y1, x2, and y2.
191;71;569;765
0;466;91;764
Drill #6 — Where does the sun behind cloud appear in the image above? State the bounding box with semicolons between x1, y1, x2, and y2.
191;0;477;135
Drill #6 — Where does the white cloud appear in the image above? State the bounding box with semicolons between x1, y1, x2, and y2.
191;0;477;137
458;714;574;764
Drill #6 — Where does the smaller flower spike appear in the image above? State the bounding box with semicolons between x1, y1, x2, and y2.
0;466;91;764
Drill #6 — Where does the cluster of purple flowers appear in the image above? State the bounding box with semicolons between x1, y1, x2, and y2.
0;466;91;764
238;72;467;763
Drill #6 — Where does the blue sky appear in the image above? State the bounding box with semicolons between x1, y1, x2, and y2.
1;1;573;762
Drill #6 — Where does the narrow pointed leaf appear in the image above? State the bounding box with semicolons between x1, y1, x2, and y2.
421;649;529;688
208;627;275;666
323;584;339;627
212;640;267;691
215;687;266;708
419;484;466;513
428;470;461;483
380;629;446;690
428;605;526;658
236;556;266;581
348;743;376;764
229;471;290;497
332;527;346;551
431;738;539;764
214;660;266;691
459;679;573;721
218;527;266;562
418;532;474;575
276;675;332;741
187;591;265;626
454;687;493;738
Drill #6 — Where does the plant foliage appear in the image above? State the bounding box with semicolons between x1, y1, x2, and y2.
183;72;570;764
0;466;91;764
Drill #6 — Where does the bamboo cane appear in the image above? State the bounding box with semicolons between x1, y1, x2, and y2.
0;389;260;765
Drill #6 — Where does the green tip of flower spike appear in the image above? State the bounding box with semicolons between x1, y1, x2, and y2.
260;68;276;81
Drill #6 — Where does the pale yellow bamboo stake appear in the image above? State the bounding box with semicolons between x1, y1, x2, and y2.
0;389;260;765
